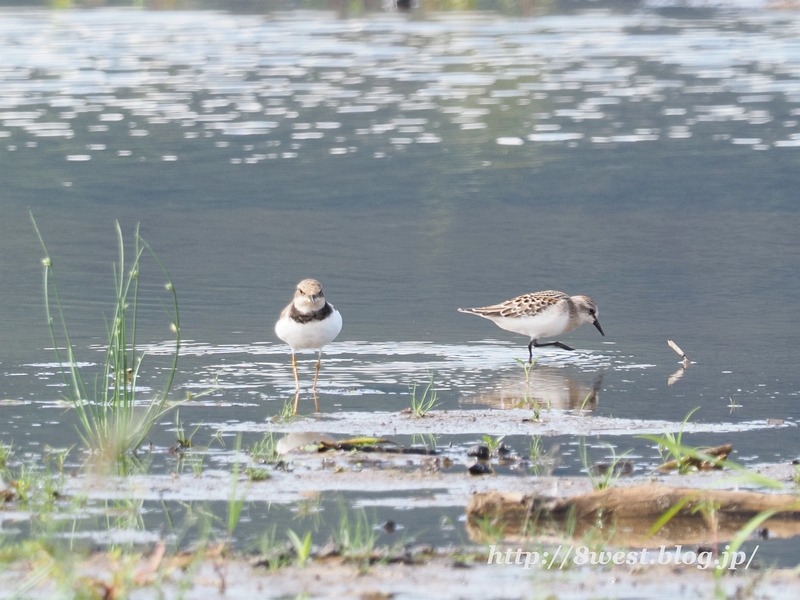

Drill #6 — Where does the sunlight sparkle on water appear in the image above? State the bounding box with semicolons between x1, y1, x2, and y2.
2;9;800;165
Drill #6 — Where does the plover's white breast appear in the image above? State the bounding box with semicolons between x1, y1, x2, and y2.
275;306;342;351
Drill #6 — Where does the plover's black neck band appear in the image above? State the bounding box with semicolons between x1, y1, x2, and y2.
290;302;333;324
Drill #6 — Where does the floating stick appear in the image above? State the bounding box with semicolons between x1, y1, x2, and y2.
668;339;688;361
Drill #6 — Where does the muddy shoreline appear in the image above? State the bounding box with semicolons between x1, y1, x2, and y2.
4;411;800;598
3;546;800;599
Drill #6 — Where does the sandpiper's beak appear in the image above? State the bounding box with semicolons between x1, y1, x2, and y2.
593;319;605;336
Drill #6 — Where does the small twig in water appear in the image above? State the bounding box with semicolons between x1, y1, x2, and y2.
667;339;691;386
668;339;690;366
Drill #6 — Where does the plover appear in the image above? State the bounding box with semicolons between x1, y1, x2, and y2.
458;290;604;361
275;279;342;411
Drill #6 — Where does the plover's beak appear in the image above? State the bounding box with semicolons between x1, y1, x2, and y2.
309;294;318;304
593;319;605;336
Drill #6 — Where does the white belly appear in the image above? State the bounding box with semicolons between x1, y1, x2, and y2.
489;310;574;339
275;308;342;351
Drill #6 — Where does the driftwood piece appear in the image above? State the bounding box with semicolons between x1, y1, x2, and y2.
656;444;732;473
467;485;800;547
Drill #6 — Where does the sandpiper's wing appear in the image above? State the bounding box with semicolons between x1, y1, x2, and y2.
458;290;569;319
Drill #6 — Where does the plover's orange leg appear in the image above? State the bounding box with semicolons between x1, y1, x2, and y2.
292;391;300;414
312;350;323;391
291;352;300;392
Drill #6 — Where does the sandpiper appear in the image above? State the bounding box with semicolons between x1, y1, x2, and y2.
458;290;604;361
275;279;342;411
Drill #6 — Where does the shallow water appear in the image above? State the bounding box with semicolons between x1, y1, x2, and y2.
2;0;800;570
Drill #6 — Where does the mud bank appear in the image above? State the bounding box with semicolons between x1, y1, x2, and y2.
3;550;800;599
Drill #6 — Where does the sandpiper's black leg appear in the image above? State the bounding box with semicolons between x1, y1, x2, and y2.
527;340;534;363
533;340;575;352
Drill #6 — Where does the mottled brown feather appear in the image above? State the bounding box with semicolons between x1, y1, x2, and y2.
459;290;569;319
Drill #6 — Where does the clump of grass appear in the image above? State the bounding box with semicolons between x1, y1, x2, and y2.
245;432;278;481
513;357;537;385
792;465;800;485
172;411;200;451
226;436;246;544
42;446;72;475
335;506;378;572
513;357;551;417
286;529;313;567
579;439;632;491
472;514;505;547
0;439;72;509
271;398;299;423
411;433;438;452
527;436;560;477
171;411;204;477
249;432;280;464
409;376;439;418
32;214;190;465
1;538;85;598
0;442;14;471
246;466;271;482
480;434;505;457
252;525;292;570
528;435;543;461
639;407;704;474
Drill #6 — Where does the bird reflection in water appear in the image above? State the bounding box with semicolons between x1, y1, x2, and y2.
460;365;603;411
